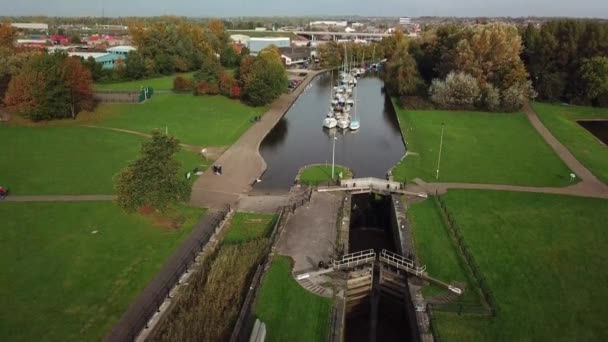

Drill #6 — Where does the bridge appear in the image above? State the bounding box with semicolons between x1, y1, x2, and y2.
227;30;390;42
317;177;428;198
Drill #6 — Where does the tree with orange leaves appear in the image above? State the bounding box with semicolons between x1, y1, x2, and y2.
0;22;17;50
62;56;94;118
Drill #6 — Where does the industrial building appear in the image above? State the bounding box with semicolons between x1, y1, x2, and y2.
248;37;290;55
11;23;49;31
106;45;137;57
67;45;136;70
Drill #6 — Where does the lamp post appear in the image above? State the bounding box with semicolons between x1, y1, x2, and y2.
332;133;338;179
436;123;445;180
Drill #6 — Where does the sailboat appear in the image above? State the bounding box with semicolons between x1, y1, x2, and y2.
349;87;360;131
324;72;338;129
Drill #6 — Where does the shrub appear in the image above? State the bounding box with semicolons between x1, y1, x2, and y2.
430;71;480;110
218;71;237;97
173;76;194;92
479;84;501;112
195;82;209;95
231;85;241;98
501;81;535;112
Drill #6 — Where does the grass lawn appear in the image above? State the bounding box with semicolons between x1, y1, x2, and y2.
81;93;266;146
392;105;572;186
255;256;333;342
413;191;608;341
222;212;276;245
533;102;608;184
299;164;352;186
408;198;475;300
93;72;195;91
0;202;204;342
0;126;204;195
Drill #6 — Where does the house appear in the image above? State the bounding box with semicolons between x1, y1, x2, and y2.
16;39;48;48
248;37;290;55
279;47;315;66
50;35;69;45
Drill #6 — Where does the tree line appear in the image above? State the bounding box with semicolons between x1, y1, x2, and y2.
318;19;608;111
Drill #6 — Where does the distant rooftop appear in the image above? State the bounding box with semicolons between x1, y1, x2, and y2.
68;52;110;59
11;23;48;30
106;45;137;52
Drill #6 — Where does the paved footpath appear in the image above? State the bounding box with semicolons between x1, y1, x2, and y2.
190;70;324;209
413;104;608;199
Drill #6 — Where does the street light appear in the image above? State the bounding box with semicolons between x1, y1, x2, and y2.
436;123;445;180
332;133;338;179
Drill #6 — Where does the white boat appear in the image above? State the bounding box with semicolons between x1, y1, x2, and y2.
327;110;335;118
350;87;360;130
343;105;351;113
324;117;338;129
337;118;350;129
347;99;355;106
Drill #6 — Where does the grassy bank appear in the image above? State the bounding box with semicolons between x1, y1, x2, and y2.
0;202;203;341
255;256;333;342
299;164;352;186
0;126;203;195
81;93;266;146
533;102;608;184
391;105;572;186
412;191;608;341
93;72;195;91
151;213;275;342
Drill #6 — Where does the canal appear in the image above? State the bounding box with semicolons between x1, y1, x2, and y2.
255;72;406;192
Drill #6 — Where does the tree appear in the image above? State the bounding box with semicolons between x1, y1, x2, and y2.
4;53;92;121
173;76;195;92
115;131;191;213
83;56;104;81
581;56;608;106
318;40;342;68
236;55;256;86
70;35;82;45
479;84;501;112
220;45;240;68
125;51;146;80
194;52;221;84
383;39;424;97
0;22;17;50
429;72;481;109
243;47;287;106
62;56;94;118
501;81;535;112
218;71;237;97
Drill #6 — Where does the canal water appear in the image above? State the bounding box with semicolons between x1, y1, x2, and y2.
255;72;406;192
578;120;608;145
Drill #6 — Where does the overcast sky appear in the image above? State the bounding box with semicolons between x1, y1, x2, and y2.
1;0;607;18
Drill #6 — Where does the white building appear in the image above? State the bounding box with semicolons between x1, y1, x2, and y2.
399;17;412;25
309;21;348;28
345;27;356;33
11;23;48;31
248;37;291;55
230;34;251;45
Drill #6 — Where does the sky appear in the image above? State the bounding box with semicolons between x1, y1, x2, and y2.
1;0;607;18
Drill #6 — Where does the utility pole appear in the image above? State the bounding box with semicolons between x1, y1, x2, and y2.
436;123;445;180
332;133;338;179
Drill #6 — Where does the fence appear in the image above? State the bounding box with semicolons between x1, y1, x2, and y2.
433;193;498;317
94;87;154;103
426;304;442;342
104;206;230;342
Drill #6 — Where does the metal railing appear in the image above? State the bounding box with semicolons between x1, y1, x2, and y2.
379;249;427;276
331;249;376;270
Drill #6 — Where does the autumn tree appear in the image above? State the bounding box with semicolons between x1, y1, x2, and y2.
125;51;146;80
218;70;237;97
430;72;481;110
0;22;17;50
194;52;222;84
115;131;191;213
243;47;287;106
318;40;342;68
5;53;93;120
63;56;94;118
236;55;256;86
383;35;424;97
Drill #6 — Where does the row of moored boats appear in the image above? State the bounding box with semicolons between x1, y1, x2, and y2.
323;59;365;131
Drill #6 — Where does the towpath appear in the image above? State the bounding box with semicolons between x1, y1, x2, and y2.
190;70;324;209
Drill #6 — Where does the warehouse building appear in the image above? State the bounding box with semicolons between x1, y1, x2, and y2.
248;37;290;55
